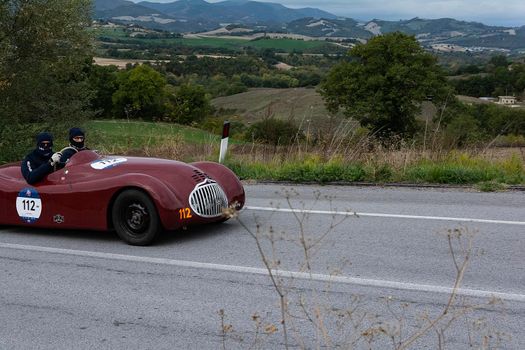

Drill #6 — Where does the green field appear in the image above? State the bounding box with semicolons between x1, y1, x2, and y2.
87;120;219;150
93;27;333;52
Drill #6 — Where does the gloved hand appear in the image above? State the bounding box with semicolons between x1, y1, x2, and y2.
49;152;62;166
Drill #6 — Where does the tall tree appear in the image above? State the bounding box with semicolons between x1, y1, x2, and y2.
165;83;211;125
112;64;167;120
320;32;451;137
0;0;94;162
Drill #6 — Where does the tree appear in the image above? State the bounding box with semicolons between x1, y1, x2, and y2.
166;83;211;125
0;0;94;162
320;32;451;138
87;65;119;118
112;65;167;120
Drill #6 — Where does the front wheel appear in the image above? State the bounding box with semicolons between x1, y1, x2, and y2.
112;190;161;246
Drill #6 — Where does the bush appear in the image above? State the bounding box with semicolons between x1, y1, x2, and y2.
245;118;303;145
165;84;211;125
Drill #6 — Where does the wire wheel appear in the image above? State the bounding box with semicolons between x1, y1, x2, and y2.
112;190;161;246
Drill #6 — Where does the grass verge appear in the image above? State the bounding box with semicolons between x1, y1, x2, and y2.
83;120;525;187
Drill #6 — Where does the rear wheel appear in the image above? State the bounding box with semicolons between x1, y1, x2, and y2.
112;190;161;246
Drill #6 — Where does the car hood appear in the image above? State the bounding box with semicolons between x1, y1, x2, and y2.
68;151;214;189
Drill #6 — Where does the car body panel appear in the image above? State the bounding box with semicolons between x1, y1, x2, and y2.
0;151;245;232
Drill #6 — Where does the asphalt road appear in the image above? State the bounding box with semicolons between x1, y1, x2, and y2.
0;184;524;349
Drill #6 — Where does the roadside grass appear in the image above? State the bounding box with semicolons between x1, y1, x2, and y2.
405;153;525;185
86;120;220;153
84;119;525;187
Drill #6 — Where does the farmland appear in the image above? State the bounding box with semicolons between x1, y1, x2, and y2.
93;26;341;53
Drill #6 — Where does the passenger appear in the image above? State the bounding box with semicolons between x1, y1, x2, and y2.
21;132;61;184
59;127;88;165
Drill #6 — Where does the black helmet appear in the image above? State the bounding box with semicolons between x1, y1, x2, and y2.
69;127;85;150
36;132;53;157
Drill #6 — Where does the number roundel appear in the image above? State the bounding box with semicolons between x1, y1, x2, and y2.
16;188;42;224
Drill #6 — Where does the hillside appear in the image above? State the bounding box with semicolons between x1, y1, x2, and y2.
93;1;525;52
212;88;442;132
211;88;345;132
94;0;336;32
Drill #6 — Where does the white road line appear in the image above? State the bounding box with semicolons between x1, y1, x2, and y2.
244;206;525;226
1;242;524;303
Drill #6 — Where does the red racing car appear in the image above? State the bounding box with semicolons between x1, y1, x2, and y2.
0;150;245;245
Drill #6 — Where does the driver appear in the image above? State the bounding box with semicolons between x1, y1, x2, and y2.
21;132;62;184
58;127;88;166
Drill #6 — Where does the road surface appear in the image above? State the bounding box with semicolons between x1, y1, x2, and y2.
0;184;523;349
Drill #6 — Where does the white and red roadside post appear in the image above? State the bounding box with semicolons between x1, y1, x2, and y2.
219;121;230;164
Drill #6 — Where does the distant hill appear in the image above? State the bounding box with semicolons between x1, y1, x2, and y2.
285;18;372;39
285;17;525;51
93;0;525;52
95;0;336;32
94;0;157;18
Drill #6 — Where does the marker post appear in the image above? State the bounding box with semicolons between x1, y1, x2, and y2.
219;121;230;164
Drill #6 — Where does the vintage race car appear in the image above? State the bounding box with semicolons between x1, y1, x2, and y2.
0;150;245;245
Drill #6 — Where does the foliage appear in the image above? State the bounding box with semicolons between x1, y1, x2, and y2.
205;75;247;98
443;114;485;147
165;83;212;125
245;118;303;145
79;120;524;186
87;65;119;117
0;0;94;162
95;29;342;55
320;32;451;138
288;67;322;87
406;153;524;184
451;56;525;98
166;55;264;77
437;99;525;148
112;65;167;120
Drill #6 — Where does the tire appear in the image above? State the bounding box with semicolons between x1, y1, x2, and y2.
112;189;161;246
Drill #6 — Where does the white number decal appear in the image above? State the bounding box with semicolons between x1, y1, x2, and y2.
90;158;127;170
16;188;42;224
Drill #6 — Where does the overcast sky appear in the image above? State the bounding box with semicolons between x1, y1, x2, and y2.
135;0;525;26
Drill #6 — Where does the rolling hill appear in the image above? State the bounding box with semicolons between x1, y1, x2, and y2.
93;0;525;52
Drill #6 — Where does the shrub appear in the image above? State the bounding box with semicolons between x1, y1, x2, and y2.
165;84;211;125
246;118;303;145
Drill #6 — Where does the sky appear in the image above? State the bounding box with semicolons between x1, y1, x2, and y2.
134;0;525;27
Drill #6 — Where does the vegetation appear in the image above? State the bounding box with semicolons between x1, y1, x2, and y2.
1;10;523;189
80;119;524;188
0;0;94;162
320;32;451;138
93;27;345;55
112;65;167;120
451;55;525;98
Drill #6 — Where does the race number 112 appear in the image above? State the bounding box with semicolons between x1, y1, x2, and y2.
22;199;36;211
179;208;192;220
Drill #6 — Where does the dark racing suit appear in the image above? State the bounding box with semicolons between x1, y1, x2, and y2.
20;150;54;185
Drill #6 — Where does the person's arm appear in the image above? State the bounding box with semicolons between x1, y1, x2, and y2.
59;149;77;164
21;159;53;185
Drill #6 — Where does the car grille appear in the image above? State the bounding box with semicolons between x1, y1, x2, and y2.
189;179;228;218
191;169;209;184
